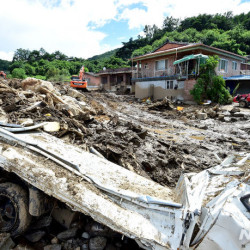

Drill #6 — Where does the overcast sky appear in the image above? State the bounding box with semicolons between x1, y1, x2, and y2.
0;0;249;61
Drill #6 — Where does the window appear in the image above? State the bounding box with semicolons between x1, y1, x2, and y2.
166;80;174;89
219;59;228;73
232;61;238;70
155;59;168;71
144;63;149;69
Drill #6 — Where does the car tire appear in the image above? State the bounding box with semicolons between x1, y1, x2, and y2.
0;182;31;237
239;100;246;108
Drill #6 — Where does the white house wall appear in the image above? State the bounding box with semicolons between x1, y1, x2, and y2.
135;80;185;100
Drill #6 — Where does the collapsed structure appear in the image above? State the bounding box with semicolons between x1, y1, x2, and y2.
0;78;249;249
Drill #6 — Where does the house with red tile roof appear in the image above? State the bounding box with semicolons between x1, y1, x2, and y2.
131;41;247;101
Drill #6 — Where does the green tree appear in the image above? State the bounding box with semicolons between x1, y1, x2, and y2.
190;56;231;104
12;68;27;79
163;16;180;32
24;64;36;75
46;67;60;79
0;59;11;71
13;48;31;62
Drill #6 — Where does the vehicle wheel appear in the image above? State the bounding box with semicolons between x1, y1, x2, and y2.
0;182;31;237
239;100;246;108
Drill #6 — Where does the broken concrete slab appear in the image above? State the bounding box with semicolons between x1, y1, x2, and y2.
43;122;60;132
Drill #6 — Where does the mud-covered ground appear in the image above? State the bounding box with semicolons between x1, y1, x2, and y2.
1;78;250;187
0;78;250;249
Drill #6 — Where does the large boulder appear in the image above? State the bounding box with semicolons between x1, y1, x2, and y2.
21;78;55;93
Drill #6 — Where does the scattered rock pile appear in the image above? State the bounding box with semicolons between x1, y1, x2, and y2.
13;213;139;250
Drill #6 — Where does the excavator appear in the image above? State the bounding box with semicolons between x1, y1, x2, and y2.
70;66;88;91
0;71;6;79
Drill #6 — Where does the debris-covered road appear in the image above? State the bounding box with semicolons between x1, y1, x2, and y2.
0;78;249;249
1;78;250;187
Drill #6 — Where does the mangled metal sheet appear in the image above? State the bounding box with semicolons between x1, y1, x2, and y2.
0;126;249;250
176;154;250;249
0;129;185;249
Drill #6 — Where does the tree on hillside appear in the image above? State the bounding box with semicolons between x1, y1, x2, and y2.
144;25;159;39
13;48;31;62
0;59;11;71
162;16;180;32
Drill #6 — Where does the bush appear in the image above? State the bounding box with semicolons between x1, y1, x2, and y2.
12;68;27;79
34;75;46;80
24;64;36;75
208;75;232;104
46;68;70;82
46;67;60;79
190;56;232;104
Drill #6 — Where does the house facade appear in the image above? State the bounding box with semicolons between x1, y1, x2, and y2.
98;67;134;92
131;42;246;101
84;72;101;89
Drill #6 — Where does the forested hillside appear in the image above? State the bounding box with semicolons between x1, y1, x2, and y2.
1;11;249;80
118;11;250;59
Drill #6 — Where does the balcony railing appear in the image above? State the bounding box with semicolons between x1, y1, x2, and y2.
132;64;199;81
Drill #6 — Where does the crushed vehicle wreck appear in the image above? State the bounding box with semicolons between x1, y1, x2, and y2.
0;124;249;249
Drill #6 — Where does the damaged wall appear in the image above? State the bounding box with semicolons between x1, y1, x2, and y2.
135;80;185;100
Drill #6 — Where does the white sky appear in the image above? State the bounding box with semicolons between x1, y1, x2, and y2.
0;0;249;61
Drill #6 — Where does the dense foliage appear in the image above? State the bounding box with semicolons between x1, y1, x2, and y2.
0;59;11;72
190;56;232;104
1;11;249;80
130;12;250;57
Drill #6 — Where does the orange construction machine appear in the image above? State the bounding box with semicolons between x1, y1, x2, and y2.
70;66;88;90
0;71;6;79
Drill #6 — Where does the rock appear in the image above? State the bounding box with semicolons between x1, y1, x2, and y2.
44;244;62;250
43;122;60;132
67;88;85;99
137;130;147;139
25;230;46;243
89;236;107;250
30;216;52;230
57;227;78;241
207;108;217;118
224;117;231;122
148;97;174;110
196;112;207;120
19;118;34;127
22;78;54;92
82;232;90;239
232;112;245;118
89;222;109;236
230;107;240;113
51;237;59;244
213;104;220;112
218;114;224;121
198;124;208;130
105;244;116;250
81;244;88;250
0;233;15;249
231;117;238;122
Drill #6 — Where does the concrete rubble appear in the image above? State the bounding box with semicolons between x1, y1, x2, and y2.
0;78;249;249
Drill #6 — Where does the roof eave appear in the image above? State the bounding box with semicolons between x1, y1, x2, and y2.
132;44;246;62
